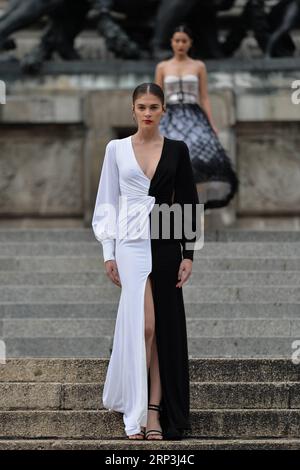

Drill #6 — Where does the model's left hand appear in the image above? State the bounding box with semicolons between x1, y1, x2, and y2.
176;259;193;288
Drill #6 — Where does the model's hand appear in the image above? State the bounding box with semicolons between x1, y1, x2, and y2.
176;259;193;288
105;260;121;287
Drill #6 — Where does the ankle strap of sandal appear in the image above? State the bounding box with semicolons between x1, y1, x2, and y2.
148;403;161;412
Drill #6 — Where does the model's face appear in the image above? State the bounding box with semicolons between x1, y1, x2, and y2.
133;93;165;129
171;32;192;55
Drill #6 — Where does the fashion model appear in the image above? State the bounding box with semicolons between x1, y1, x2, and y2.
91;82;199;441
155;24;239;210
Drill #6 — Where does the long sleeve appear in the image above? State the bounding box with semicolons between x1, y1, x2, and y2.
91;139;120;263
173;141;199;261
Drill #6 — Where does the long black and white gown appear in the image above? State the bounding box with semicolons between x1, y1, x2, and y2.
159;74;239;210
91;135;199;440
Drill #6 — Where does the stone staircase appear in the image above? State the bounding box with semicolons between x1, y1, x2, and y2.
0;358;300;449
0;227;300;449
0;228;299;358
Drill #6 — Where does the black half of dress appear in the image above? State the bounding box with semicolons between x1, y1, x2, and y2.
146;138;199;439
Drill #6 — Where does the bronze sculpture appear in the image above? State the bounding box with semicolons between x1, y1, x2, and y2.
0;0;299;74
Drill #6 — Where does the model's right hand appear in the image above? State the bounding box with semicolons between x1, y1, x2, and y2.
105;260;121;288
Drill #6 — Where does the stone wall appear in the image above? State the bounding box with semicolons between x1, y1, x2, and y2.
0;62;299;226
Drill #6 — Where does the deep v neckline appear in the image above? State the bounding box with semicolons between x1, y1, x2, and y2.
129;135;166;183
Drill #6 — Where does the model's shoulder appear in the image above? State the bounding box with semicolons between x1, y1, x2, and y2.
166;138;190;161
106;137;129;148
111;136;130;143
165;137;188;149
156;59;170;71
196;59;207;72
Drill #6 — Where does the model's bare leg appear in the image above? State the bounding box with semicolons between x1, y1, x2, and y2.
144;276;163;439
128;274;157;439
144;276;155;368
149;334;162;399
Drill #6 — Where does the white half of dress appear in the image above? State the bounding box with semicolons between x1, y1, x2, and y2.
91;136;156;436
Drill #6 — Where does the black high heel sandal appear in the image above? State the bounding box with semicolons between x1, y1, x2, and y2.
145;403;163;440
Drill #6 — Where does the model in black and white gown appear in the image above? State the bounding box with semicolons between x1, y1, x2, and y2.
159;73;239;210
91;135;199;440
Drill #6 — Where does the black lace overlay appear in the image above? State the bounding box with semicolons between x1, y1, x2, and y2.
159;77;239;210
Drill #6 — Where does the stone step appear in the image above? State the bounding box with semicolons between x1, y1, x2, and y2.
1;285;299;303
187;338;300;358
2;337;112;358
230;216;300;231
0;242;300;257
0;270;299;286
0;229;95;243
0;302;299;319
0;409;299;439
1;318;299;338
1;359;299;383
0;228;299;242
2;336;300;358
1;438;300;450
189;271;300;285
0;381;298;411
1;257;300;272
